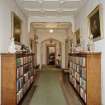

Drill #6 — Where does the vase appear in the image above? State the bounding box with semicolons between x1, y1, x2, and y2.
8;37;16;53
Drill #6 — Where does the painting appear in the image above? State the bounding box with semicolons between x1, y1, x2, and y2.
11;12;22;44
88;5;102;41
75;29;80;46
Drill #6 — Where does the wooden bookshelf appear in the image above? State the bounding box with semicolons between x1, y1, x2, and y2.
1;53;36;105
68;52;101;105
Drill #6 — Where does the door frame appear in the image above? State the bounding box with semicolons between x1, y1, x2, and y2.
46;44;56;65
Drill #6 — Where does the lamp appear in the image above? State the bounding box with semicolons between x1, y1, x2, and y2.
49;29;54;33
15;28;21;34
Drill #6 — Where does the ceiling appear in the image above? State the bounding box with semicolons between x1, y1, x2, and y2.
16;0;87;17
31;22;72;29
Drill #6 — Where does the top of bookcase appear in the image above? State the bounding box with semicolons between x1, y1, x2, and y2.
68;52;101;56
1;53;35;58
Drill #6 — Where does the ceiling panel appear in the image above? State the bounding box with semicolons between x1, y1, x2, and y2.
61;1;81;9
42;1;60;9
31;22;72;29
16;0;87;17
22;1;41;9
25;11;44;16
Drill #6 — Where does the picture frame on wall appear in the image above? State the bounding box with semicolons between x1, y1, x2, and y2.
75;29;80;46
88;5;103;41
11;12;22;44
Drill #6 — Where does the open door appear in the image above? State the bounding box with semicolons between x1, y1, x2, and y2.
47;46;56;65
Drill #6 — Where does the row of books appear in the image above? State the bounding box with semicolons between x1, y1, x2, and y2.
81;68;86;80
16;58;23;67
16;56;33;67
70;61;86;72
23;56;32;64
75;72;80;82
75;81;80;93
70;68;79;82
24;72;29;83
17;63;33;79
69;68;86;89
69;75;80;93
28;70;34;79
70;70;86;85
69;75;75;86
17;70;33;92
69;56;87;104
24;63;33;74
17;67;23;79
23;76;34;96
30;76;34;84
69;68;74;76
80;87;87;103
17;76;34;104
69;63;86;80
17;88;24;104
70;56;86;66
80;77;86;90
24;79;31;93
69;75;87;103
17;77;24;92
24;70;33;82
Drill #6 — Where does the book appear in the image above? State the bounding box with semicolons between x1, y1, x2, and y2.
76;72;80;82
17;93;19;104
17;80;20;92
20;67;23;76
80;77;86;90
16;58;23;67
17;68;20;79
82;68;86;79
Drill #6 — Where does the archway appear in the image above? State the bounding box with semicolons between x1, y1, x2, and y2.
41;38;62;67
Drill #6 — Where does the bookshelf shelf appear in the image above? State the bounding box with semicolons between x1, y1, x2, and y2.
1;53;36;105
68;52;101;105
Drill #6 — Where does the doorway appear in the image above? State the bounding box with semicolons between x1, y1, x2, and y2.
47;46;56;65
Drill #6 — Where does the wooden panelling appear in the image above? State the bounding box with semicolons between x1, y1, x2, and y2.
87;54;101;105
1;54;16;105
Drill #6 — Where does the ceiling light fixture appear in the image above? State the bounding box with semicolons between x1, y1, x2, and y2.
49;29;54;33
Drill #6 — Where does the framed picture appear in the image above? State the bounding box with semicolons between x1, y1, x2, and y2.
75;29;80;46
88;5;103;41
11;12;22;44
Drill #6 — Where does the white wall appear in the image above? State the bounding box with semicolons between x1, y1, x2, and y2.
74;0;105;104
0;0;29;53
0;0;29;104
36;29;67;68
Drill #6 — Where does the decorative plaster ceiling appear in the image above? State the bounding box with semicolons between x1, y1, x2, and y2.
16;0;87;17
31;22;72;29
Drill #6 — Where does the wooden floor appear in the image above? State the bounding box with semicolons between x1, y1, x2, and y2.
20;67;83;105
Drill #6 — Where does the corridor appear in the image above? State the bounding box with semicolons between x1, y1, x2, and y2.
27;67;67;105
21;66;83;105
0;0;103;105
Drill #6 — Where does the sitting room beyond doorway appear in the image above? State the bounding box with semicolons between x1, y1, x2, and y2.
47;46;56;65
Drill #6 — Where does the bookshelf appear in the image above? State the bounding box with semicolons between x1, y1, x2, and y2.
1;53;36;105
68;52;101;105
